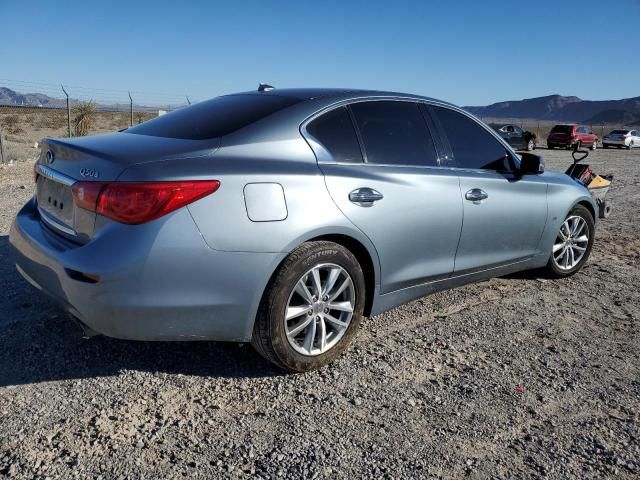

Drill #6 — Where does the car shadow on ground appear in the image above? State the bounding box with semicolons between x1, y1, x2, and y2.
0;235;283;387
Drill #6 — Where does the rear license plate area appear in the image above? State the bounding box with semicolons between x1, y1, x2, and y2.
37;177;74;227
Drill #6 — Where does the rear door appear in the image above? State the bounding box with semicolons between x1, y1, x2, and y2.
512;125;527;149
428;105;548;272
306;100;463;293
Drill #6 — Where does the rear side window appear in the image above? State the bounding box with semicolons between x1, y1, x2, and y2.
306;107;363;163
350;101;438;167
127;94;301;140
431;106;511;171
551;125;573;134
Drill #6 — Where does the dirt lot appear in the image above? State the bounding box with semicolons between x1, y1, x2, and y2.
0;147;638;479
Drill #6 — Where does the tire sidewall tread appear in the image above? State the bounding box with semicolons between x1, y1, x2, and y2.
251;241;365;372
545;205;595;278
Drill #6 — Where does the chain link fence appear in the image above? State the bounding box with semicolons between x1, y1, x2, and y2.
0;79;636;164
0;105;170;164
0;79;190;164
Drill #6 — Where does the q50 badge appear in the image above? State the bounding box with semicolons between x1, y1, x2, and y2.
80;167;100;179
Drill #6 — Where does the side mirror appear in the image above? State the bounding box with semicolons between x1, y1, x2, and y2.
519;152;544;175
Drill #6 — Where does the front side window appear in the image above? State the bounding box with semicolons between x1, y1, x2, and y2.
431;106;511;171
307;107;363;163
350;101;438;167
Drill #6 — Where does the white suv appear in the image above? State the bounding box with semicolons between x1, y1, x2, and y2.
603;129;640;150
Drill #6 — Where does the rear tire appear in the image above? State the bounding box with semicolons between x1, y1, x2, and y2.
548;145;554;150
251;241;365;372
544;205;594;278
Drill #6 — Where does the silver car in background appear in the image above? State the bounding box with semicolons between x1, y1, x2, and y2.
10;87;597;372
602;129;640;149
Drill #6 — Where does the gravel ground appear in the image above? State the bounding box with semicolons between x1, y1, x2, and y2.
0;147;638;479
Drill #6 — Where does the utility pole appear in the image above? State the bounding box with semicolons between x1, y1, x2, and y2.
186;95;191;105
128;91;133;127
61;84;71;137
0;127;5;164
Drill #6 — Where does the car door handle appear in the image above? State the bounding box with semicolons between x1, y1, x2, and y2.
349;188;383;207
465;188;488;202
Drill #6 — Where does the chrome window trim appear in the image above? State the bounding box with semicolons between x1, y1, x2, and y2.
299;96;521;171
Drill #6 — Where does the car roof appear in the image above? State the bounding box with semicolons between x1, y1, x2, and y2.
229;87;451;105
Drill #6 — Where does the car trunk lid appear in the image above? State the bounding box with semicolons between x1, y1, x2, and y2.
35;133;219;241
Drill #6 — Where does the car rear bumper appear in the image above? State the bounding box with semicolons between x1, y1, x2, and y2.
9;198;282;342
603;139;628;146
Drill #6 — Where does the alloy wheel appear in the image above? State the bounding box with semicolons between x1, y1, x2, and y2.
552;216;590;271
284;263;355;356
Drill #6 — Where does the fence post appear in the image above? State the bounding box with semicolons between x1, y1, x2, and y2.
0;127;5;164
61;84;71;137
128;91;133;127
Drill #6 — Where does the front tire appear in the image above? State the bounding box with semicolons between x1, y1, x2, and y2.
251;241;365;372
544;205;594;278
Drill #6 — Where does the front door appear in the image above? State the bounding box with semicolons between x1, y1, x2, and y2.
429;105;548;272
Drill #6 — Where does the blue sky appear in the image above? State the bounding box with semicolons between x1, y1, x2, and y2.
1;0;638;106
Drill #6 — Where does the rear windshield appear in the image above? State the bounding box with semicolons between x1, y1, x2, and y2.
610;129;629;135
127;94;301;140
550;125;573;134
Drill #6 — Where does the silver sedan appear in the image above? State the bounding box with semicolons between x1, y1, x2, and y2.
10;87;597;372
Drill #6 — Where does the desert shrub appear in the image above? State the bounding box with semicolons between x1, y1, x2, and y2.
134;111;154;124
73;101;97;136
2;114;23;134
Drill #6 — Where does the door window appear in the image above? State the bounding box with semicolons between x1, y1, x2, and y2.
431;106;512;172
350;101;438;167
306;107;363;163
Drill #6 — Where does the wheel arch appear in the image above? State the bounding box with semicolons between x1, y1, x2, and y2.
307;233;377;317
575;199;597;223
256;230;380;327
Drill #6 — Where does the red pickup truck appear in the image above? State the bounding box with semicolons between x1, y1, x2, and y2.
547;124;598;150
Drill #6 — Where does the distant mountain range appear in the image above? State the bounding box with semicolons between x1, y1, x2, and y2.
0;87;69;108
464;94;640;125
2;86;639;124
0;86;175;112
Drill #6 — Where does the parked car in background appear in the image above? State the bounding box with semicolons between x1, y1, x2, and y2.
602;129;640;150
547;124;598;150
491;124;537;151
10;87;597;372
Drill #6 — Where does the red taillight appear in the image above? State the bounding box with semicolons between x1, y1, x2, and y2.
72;180;220;225
71;182;105;211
